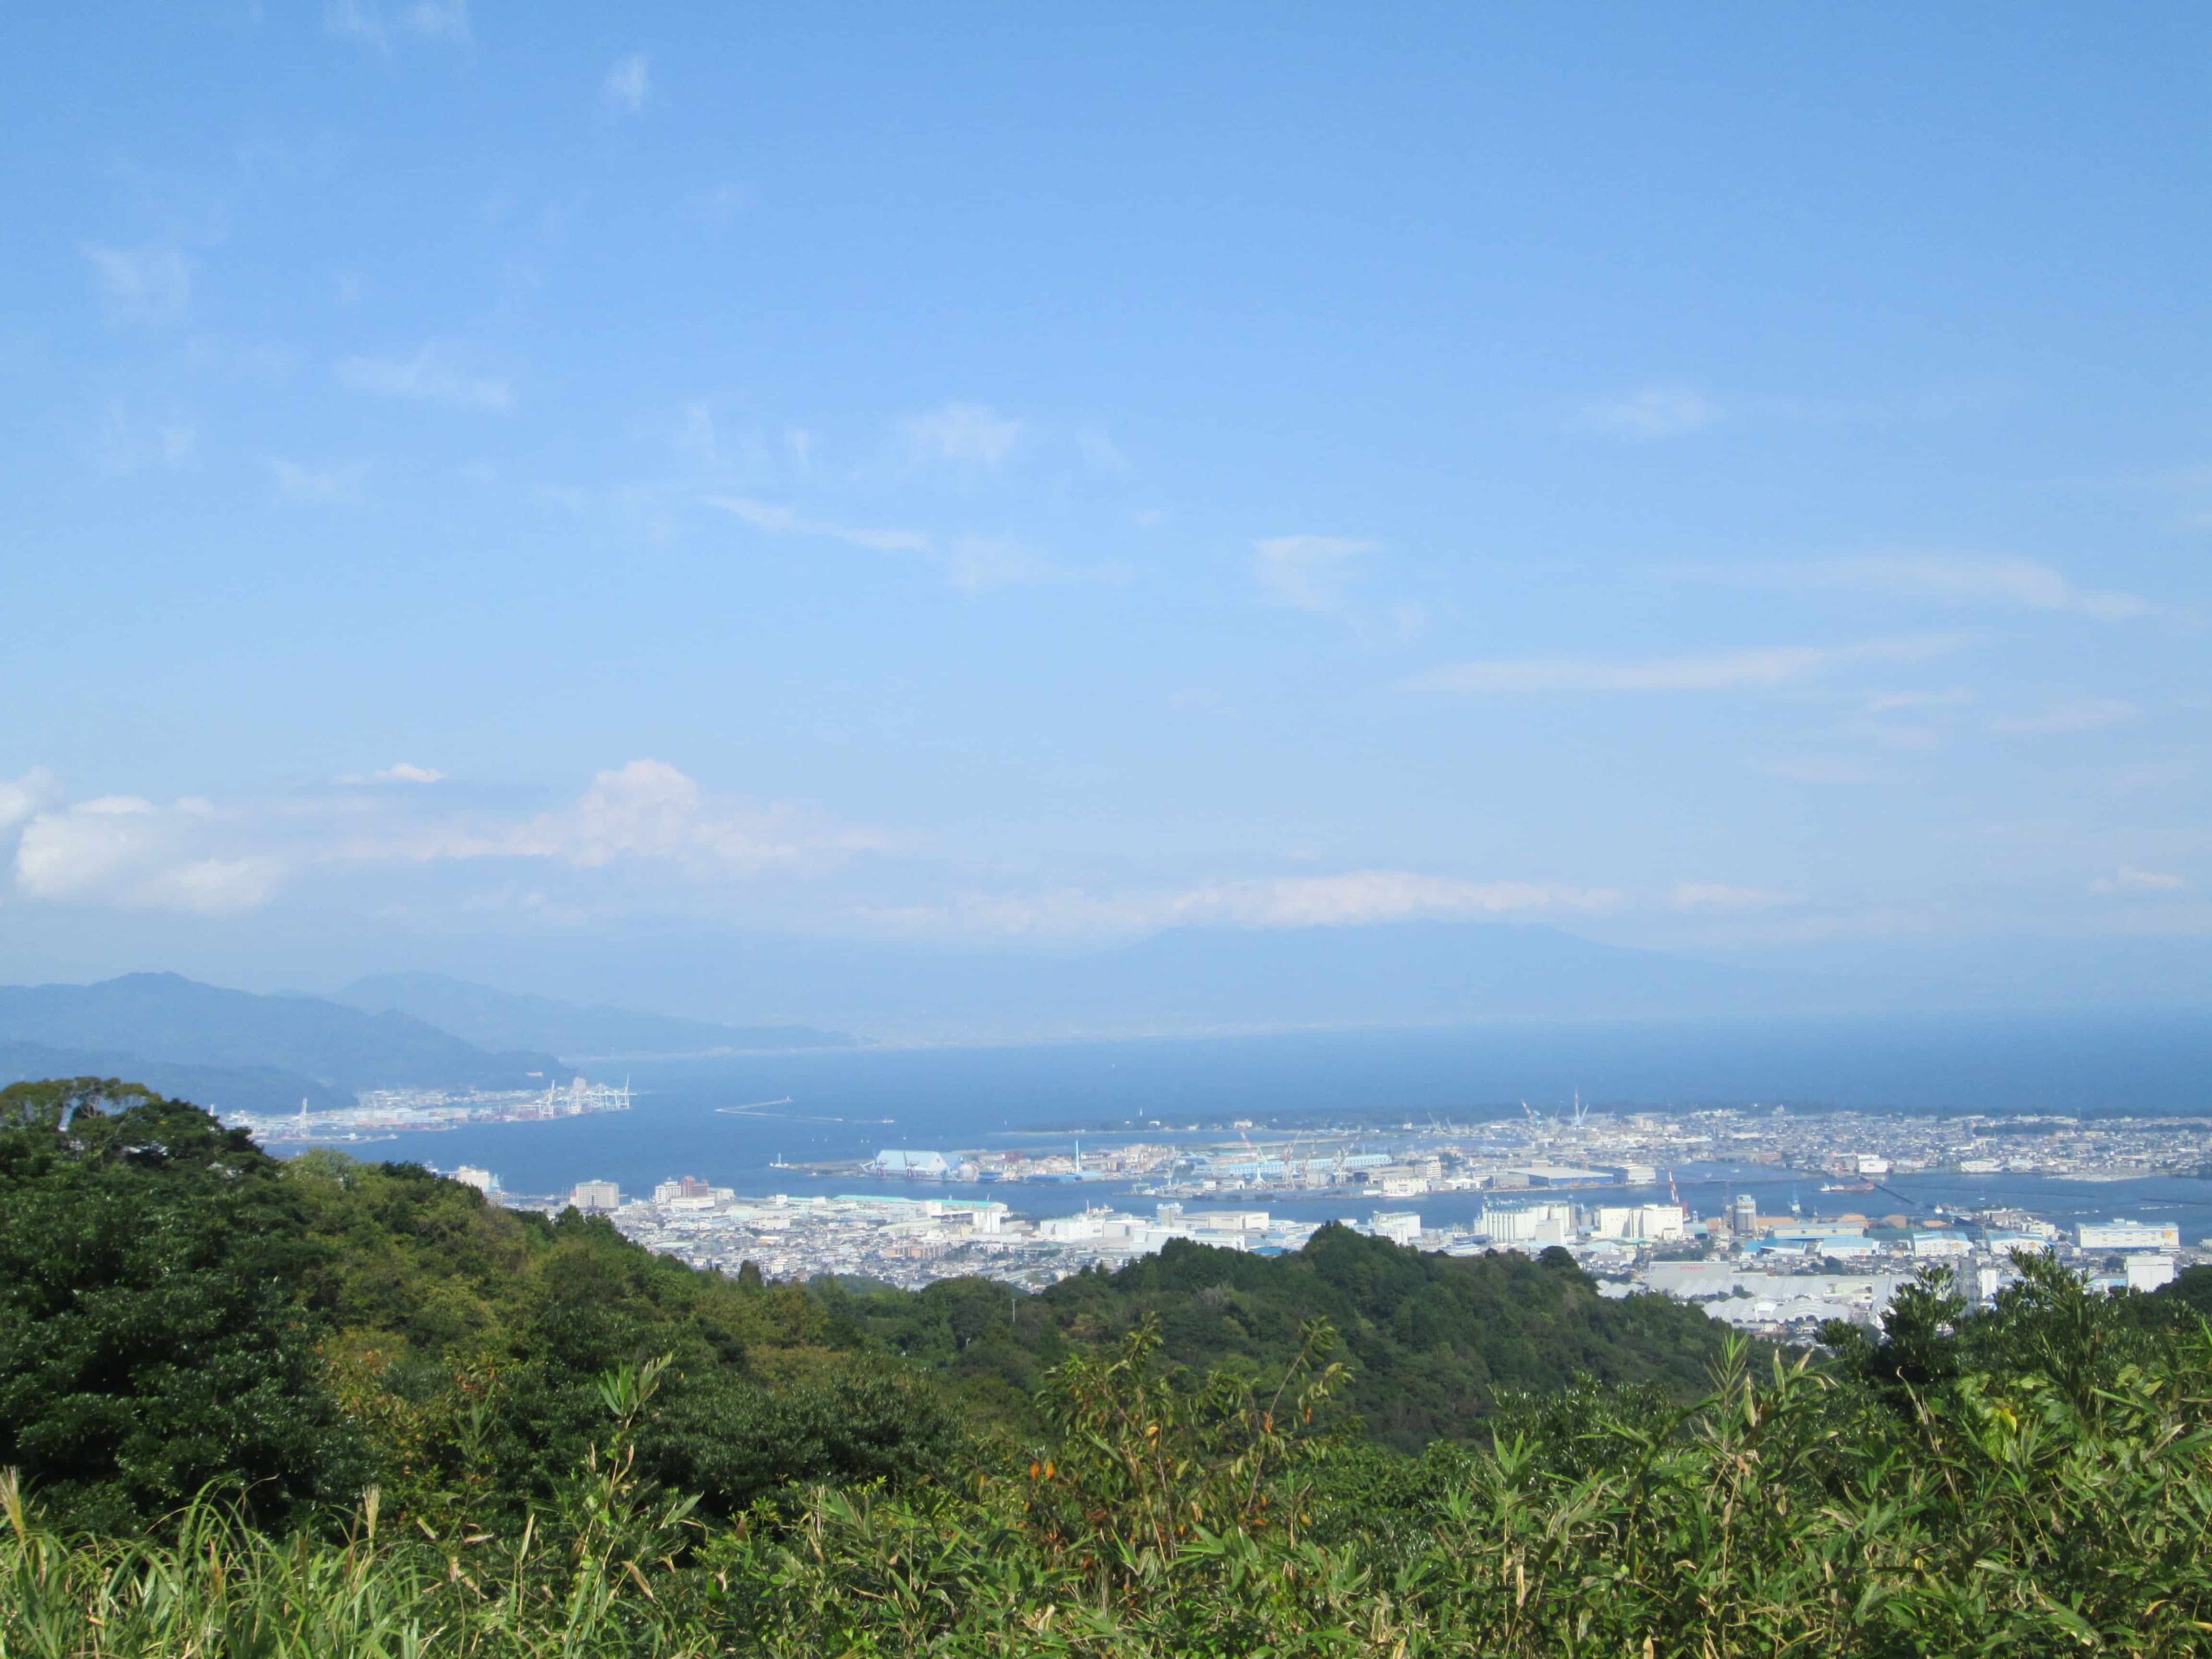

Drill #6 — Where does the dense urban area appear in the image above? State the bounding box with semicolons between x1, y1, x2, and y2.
407;1102;2212;1344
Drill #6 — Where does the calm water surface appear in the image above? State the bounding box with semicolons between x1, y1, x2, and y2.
283;1015;2212;1240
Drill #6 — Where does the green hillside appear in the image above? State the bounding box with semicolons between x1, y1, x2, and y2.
845;1227;1733;1449
8;1077;2212;1656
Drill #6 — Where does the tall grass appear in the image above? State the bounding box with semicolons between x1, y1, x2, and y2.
8;1267;2212;1657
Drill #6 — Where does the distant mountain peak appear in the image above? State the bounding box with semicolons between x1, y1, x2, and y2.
332;972;854;1060
0;971;561;1116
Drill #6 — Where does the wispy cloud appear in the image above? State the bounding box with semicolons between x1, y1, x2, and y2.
270;458;369;505
404;0;469;41
1251;534;1422;640
1806;552;2152;620
902;401;1021;468
602;53;651;115
1075;428;1129;475
1575;385;1719;437
94;405;198;475
710;495;931;554
2089;865;2186;895
1171;872;1620;929
1419;634;1960;694
1669;880;1798;912
935;537;1096;593
324;0;382;42
1252;535;1376;613
340;762;446;785
686;182;750;223
1993;698;2137;735
324;0;470;49
1693;552;2155;620
337;346;512;411
709;495;1113;591
1865;688;1972;714
1764;756;1893;785
864;870;1621;941
83;242;192;327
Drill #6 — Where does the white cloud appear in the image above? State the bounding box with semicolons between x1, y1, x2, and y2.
327;0;470;48
938;536;1105;592
1076;428;1129;474
1765;757;1892;785
404;0;469;41
1169;872;1618;929
0;768;62;832
9;761;878;917
517;760;790;870
673;402;721;469
83;243;192;327
1577;385;1719;437
1993;698;2137;735
1836;714;1944;753
270;458;369;505
1252;535;1376;613
711;495;931;554
710;496;1112;590
384;759;884;878
2089;865;2187;895
902;402;1021;468
337;346;512;411
1420;634;1960;694
1797;553;2152;620
687;182;750;222
1865;688;1972;714
14;796;283;915
868;871;1619;940
602;53;651;115
94;406;198;475
1669;880;1797;912
324;0;383;42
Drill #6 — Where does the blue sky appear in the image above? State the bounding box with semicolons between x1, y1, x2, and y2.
3;3;2207;1008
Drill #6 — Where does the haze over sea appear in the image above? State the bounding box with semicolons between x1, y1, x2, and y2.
320;1010;2212;1243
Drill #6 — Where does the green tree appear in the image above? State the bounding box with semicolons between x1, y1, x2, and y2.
0;1080;363;1530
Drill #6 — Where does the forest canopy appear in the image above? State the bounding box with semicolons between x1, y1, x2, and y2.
7;1077;2212;1656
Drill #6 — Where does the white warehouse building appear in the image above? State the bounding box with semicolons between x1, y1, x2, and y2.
1369;1211;1422;1245
2077;1220;2181;1252
1591;1204;1688;1243
1479;1201;1574;1248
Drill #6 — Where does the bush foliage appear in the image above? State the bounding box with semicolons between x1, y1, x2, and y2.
7;1077;2212;1656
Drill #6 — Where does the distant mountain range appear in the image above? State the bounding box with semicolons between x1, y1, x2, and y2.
0;925;1789;1116
331;972;853;1060
522;920;1783;1040
1059;920;1769;1032
0;973;562;1115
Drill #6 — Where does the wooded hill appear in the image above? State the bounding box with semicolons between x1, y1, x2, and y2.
0;1077;1731;1529
9;1076;2212;1656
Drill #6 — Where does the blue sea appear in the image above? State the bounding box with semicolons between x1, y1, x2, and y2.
289;1013;2212;1242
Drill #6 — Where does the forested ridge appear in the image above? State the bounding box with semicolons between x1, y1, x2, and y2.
7;1077;2212;1656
